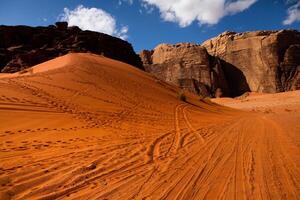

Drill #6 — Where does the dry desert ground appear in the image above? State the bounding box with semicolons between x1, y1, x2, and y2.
0;53;299;199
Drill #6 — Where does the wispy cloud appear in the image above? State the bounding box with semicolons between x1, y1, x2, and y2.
60;5;129;39
283;1;300;25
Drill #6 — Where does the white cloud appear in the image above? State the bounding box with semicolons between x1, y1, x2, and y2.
60;5;129;39
141;0;257;27
283;2;300;25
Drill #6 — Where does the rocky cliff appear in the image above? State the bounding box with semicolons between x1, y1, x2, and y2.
140;43;229;97
203;30;300;96
2;24;299;97
141;30;300;97
0;22;143;72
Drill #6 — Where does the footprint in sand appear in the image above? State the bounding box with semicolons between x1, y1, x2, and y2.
4;131;12;134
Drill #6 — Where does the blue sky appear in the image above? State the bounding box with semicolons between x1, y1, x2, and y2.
0;0;300;52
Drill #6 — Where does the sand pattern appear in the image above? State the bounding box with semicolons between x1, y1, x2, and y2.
0;53;299;200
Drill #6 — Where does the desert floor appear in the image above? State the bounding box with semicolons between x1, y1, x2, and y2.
0;53;299;200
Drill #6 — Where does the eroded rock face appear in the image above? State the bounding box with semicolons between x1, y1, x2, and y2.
203;30;300;96
0;22;143;72
141;30;300;97
279;44;300;91
140;43;229;97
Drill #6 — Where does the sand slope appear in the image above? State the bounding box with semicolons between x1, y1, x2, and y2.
0;53;299;200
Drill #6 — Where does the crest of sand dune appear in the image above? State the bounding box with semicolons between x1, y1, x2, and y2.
0;53;299;200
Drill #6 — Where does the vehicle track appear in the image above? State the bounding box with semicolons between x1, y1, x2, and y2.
1;54;299;200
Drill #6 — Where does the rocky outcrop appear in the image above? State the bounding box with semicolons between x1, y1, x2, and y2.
0;22;143;72
141;30;300;97
140;43;229;97
2;24;299;97
203;30;300;96
139;50;153;65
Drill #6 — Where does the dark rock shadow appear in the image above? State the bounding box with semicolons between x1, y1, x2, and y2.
220;59;250;97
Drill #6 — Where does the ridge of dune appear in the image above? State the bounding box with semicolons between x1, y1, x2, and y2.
23;53;74;74
2;53;141;77
0;53;299;200
30;53;142;74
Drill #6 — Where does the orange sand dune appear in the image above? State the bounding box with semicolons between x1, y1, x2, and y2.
0;53;299;200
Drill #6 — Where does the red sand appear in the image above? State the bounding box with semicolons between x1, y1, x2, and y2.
0;53;299;199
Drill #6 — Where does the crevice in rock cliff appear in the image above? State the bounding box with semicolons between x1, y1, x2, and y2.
219;59;250;97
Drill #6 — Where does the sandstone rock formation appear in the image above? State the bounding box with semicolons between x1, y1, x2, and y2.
0;22;142;72
141;30;300;97
279;44;300;91
203;30;300;96
2;23;299;97
140;43;229;97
